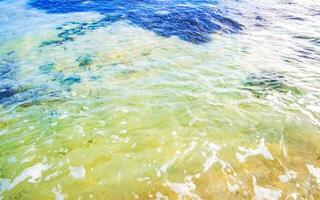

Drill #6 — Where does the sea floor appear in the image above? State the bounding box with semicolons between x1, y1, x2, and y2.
0;0;320;199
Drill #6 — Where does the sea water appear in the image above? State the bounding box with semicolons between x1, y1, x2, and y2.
0;0;320;199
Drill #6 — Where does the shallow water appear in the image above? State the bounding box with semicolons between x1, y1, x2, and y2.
0;0;320;199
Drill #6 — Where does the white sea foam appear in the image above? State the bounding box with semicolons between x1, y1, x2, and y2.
236;139;273;163
69;166;86;179
165;176;201;200
279;170;297;183
53;184;66;200
20;156;35;164
157;141;196;177
183;141;197;155
202;142;221;172
252;177;282;200
227;181;240;193
285;193;300;200
157;151;180;177
155;192;169;200
12;163;50;186
45;171;62;181
306;164;320;184
0;163;50;193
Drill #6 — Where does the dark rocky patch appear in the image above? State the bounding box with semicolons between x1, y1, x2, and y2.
39;63;55;74
40;16;122;46
0;54;20;104
242;71;302;98
0;54;46;107
77;54;93;69
0;55;67;108
61;76;81;86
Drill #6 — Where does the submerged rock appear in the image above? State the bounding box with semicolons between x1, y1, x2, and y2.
40;17;122;47
0;54;44;107
39;63;55;74
0;56;19;104
0;85;16;100
0;55;64;107
77;54;93;69
2;87;42;106
242;71;302;97
61;76;81;86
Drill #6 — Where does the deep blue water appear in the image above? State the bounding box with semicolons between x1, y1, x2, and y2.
28;0;243;44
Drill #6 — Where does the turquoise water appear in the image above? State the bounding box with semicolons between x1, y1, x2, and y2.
0;0;320;199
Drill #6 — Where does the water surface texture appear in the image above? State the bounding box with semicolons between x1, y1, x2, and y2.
0;0;320;199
